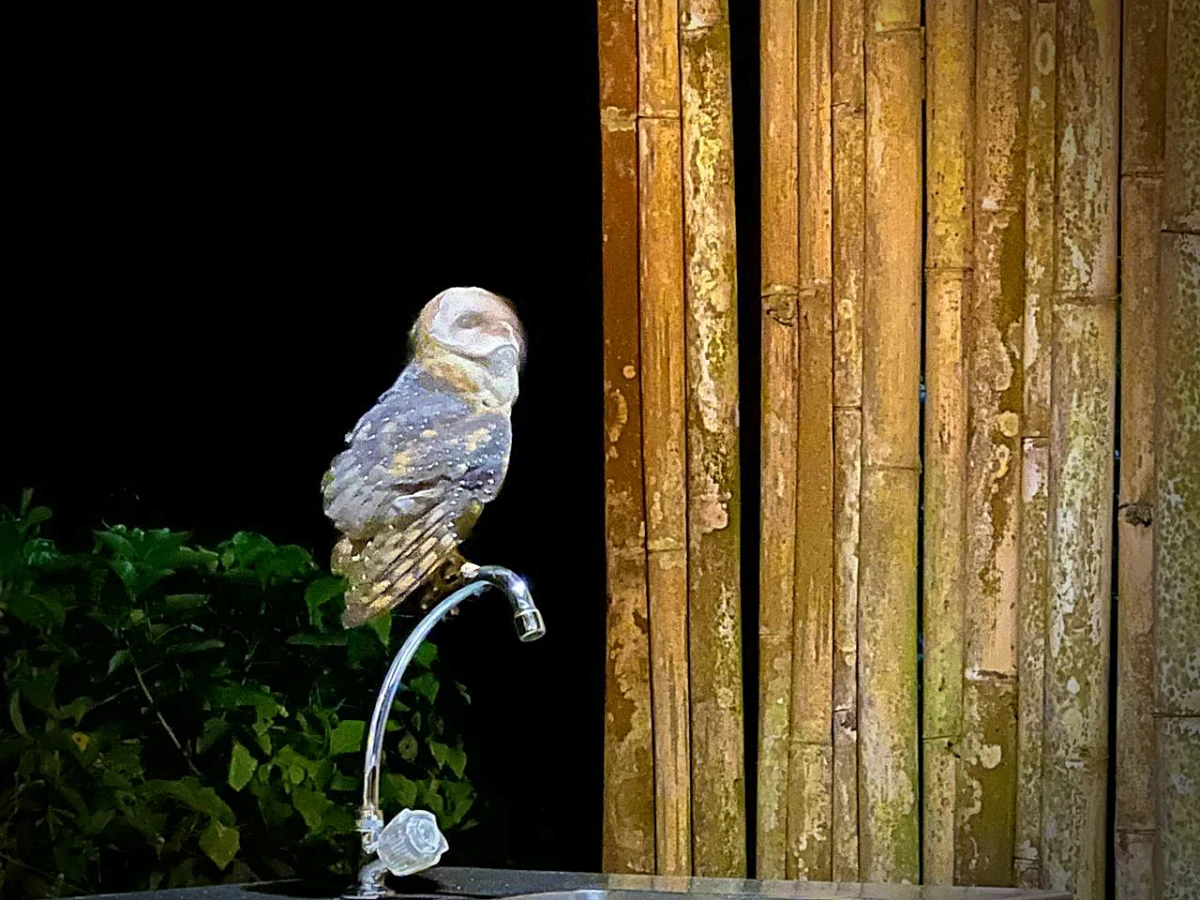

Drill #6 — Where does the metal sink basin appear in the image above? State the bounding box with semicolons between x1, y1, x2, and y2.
74;866;1072;900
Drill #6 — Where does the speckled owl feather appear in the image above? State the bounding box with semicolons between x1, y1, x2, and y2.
322;287;523;628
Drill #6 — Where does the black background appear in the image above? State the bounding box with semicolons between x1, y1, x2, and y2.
5;4;761;873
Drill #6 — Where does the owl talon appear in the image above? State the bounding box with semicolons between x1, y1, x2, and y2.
459;562;480;580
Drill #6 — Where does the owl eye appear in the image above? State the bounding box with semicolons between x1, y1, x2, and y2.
455;312;484;329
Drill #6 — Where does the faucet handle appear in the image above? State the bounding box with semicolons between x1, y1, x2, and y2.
375;808;449;877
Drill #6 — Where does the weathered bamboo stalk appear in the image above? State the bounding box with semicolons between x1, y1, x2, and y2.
1015;436;1049;889
922;0;973;881
958;0;1026;884
830;0;864;878
1152;232;1199;900
1042;0;1119;895
830;406;861;882
1114;0;1167;893
600;0;656;875
757;0;799;880
785;0;835;881
859;0;922;881
679;0;745;877
788;284;834;881
1161;0;1199;237
1013;3;1055;888
638;0;691;875
1154;2;1199;895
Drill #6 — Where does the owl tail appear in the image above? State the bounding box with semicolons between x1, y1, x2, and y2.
333;500;473;629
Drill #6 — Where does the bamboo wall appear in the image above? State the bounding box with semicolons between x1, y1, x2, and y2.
598;0;1198;897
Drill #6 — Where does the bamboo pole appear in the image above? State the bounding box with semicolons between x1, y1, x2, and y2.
921;0;972;881
785;0;835;881
1152;232;1199;900
638;0;691;875
830;0;864;878
600;0;657;875
1154;1;1199;895
1042;0;1119;895
757;0;799;880
680;0;745;877
788;282;834;881
1114;0;1167;893
1013;3;1055;888
957;0;1026;884
859;0;922;881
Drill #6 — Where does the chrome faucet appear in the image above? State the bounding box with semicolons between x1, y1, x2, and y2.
348;565;546;899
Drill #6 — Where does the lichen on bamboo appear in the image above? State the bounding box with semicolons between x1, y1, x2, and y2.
1042;0;1119;897
680;0;745;877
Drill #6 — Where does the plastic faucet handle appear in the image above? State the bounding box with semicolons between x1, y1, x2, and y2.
375;808;449;877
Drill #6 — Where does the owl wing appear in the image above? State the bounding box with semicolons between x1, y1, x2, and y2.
323;366;513;626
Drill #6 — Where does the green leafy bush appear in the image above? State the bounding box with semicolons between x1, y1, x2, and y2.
0;493;475;898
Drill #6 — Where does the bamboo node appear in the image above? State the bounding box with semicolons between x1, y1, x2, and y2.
1052;292;1119;307
763;292;798;326
601;106;637;132
1118;501;1153;527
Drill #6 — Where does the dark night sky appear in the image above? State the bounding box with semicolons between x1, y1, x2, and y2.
6;4;762;874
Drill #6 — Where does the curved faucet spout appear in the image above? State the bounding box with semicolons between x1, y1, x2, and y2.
352;565;544;896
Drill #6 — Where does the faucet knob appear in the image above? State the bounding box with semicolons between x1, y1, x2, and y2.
375;808;449;877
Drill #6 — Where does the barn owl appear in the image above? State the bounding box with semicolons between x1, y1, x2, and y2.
322;287;525;628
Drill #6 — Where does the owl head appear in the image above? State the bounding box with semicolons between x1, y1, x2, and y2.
411;287;526;369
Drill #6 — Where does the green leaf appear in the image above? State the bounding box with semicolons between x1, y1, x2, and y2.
27;506;52;525
396;732;419;762
199;819;240;870
163;593;209;611
94;530;136;558
329;719;365;756
367;611;392;649
291;788;334;832
107;649;133;676
407;672;439;703
429;740;450;769
304;576;344;625
287;632;347;647
439;780;475;829
6;589;69;629
381;774;418;809
209;683;285;720
413;641;437;667
165;639;225;657
9;691;27;736
198;716;231;753
142;777;236;826
445;745;468;778
228;741;257;792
